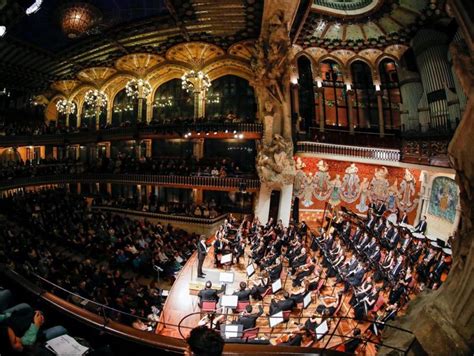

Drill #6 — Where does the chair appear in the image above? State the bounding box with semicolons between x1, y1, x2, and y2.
201;300;217;312
242;327;259;341
235;301;250;313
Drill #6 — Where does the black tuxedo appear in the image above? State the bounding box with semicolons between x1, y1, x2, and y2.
269;298;295;315
237;305;263;330
400;214;409;225
198;286;223;303
414;220;427;234
197;241;208;277
234;288;252;301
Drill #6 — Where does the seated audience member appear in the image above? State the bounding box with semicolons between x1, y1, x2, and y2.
185;326;224;356
198;281;225;306
237;304;263;330
0;306;67;355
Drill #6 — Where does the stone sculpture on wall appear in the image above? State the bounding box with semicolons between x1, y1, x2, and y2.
397;168;419;213
256;134;296;186
340;163;361;203
252;10;295;187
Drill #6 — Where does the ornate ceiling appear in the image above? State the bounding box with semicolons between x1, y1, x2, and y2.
296;0;449;51
0;0;263;92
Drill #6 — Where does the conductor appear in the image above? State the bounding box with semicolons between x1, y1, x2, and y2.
198;235;208;278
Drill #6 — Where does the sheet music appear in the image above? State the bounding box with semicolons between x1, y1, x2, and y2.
45;334;89;355
221;253;232;264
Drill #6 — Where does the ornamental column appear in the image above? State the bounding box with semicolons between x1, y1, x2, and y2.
398;68;424;131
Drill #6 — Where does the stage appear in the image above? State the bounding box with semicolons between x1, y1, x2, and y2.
155;242;376;352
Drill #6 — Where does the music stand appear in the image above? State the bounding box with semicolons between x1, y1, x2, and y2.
271;279;282;294
219;272;235;295
220;324;243;339
221;253;232;264
268;311;284;328
246;263;255;278
315;320;328;340
220;295;238;309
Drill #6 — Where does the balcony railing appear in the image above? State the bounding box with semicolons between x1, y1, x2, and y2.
0;173;261;191
297;141;401;162
91;206;228;225
0;122;263;147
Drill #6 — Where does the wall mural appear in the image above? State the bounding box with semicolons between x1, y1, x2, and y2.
294;157;421;219
428;176;459;224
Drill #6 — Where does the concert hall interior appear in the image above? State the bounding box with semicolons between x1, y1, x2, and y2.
0;0;473;355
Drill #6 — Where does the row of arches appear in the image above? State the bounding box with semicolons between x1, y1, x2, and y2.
296;55;402;132
57;75;257;128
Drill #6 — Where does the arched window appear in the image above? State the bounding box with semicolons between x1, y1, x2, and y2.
297;56;316;131
379;58;402;130
153;79;193;121
112;89;136;126
81;100;107;129
206;75;256;121
319;59;348;127
351;60;378;129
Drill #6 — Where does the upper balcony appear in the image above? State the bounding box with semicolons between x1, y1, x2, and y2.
298;126;454;167
0;122;263;147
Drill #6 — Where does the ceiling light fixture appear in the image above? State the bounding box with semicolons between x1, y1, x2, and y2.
26;0;42;15
60;2;101;39
125;79;152;99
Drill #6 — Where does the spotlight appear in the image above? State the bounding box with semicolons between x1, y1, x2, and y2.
205;131;209;136
0;26;6;37
239;134;244;139
225;129;229;133
26;0;42;15
213;131;217;135
233;130;237;134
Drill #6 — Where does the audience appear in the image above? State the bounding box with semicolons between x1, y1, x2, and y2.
0;189;198;329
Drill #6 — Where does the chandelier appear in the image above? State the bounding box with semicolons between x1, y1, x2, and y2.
181;70;211;93
56;99;76;115
84;89;107;110
125;79;152;99
60;2;101;39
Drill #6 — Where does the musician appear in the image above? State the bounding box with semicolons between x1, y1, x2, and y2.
233;282;252;301
354;286;378;320
374;200;386;216
399;211;409;225
381;250;395;271
213;236;224;267
269;292;295;315
350;226;363;245
233;240;245;264
399;267;413;289
355;232;369;250
197;235;208;278
237;304;263;330
391;255;404;280
289;281;308;304
388;227;401;250
250;271;270;300
365;236;378;255
366;212;377;230
414;215;428;234
374;217;385;237
268;258;283;281
198;281;225;306
341;221;351;241
369;244;382;263
344;328;362;354
290;248;308;273
316;292;342;317
388;282;406;305
345;262;366;291
429;255;448;288
350;276;374;306
399;232;411;254
292;259;316;287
